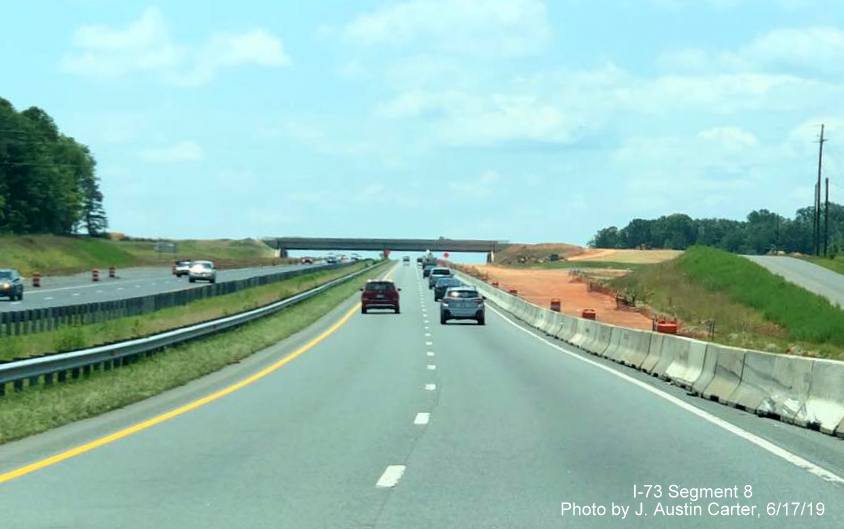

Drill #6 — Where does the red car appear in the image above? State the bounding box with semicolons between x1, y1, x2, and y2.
360;280;401;314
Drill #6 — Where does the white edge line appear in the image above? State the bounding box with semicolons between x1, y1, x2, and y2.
486;304;844;486
376;465;406;488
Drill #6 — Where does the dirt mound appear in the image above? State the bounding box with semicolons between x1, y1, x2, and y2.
496;243;584;265
568;248;682;264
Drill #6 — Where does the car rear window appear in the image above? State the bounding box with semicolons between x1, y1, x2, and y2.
447;290;480;299
365;282;395;292
431;269;450;275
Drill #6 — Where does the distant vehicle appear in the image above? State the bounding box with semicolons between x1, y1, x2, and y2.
433;276;462;301
416;257;423;265
440;286;485;325
402;256;410;265
325;255;338;264
0;269;24;301
548;254;560;262
300;257;314;264
174;259;192;277
360;280;401;314
188;260;216;283
428;267;453;289
422;263;437;277
351;253;362;262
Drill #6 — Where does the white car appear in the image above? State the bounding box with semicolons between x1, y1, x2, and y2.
188;260;216;283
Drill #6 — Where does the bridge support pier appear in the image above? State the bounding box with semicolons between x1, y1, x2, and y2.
486;251;495;263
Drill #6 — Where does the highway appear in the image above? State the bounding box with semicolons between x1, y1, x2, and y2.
0;263;324;312
745;256;844;307
1;263;842;528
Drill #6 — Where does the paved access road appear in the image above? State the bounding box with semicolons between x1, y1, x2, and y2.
0;263;323;312
1;263;843;528
745;255;844;307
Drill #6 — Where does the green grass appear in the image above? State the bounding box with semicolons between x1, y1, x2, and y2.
0;234;278;276
0;261;389;444
611;246;844;359
1;261;373;362
799;255;844;276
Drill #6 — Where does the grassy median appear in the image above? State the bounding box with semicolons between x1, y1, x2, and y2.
2;262;372;362
0;234;280;276
611;246;844;359
0;261;389;444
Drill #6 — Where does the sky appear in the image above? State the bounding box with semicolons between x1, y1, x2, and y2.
3;0;844;245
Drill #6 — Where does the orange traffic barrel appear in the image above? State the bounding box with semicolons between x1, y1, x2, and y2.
550;299;561;312
92;269;100;282
581;308;597;320
656;321;678;334
32;272;41;288
108;266;116;279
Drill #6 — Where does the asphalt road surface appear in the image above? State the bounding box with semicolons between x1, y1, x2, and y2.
745;255;844;307
1;263;842;528
0;263;324;312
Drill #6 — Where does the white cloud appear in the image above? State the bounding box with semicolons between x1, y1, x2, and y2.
140;141;204;162
344;0;551;57
62;7;289;85
698;127;759;148
447;171;500;196
659;26;844;76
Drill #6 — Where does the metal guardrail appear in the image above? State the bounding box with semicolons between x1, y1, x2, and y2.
0;262;383;396
0;263;349;337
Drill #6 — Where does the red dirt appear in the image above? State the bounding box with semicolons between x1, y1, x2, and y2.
477;265;653;330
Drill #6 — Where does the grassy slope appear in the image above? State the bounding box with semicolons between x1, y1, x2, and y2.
799;255;844;276
0;261;390;444
611;246;844;359
1;261;372;362
0;235;277;276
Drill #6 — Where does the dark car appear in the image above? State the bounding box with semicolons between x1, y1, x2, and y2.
433;276;462;301
361;280;401;314
0;269;24;301
422;263;436;278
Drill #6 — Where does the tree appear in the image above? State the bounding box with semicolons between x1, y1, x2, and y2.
0;98;107;235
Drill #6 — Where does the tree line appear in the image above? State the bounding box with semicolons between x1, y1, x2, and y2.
589;205;844;255
0;97;107;235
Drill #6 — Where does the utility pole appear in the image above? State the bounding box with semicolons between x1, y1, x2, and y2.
825;176;830;256
814;124;827;256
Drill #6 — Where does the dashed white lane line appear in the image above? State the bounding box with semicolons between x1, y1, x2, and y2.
376;465;406;488
425;341;433;346
414;412;431;425
44;296;53;301
117;287;124;291
424;320;430;324
72;293;80;297
427;364;436;370
424;332;431;337
425;384;436;391
96;290;103;294
427;352;435;357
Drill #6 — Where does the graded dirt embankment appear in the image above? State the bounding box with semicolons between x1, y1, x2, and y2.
567;248;682;263
477;265;653;330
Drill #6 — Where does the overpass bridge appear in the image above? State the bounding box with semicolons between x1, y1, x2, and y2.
264;237;511;262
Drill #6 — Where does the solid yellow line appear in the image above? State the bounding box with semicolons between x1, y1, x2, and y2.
0;264;397;485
